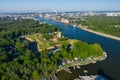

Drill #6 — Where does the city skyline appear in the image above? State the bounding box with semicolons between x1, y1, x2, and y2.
0;0;120;12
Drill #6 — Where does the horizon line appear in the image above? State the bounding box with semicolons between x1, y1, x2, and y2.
0;10;120;14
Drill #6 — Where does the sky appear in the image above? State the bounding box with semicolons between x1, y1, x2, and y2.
0;0;120;12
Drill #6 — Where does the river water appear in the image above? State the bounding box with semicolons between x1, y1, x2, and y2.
35;16;120;80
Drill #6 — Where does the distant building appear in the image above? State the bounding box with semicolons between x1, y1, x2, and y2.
39;14;43;17
57;32;62;38
106;13;120;16
52;32;62;42
53;36;58;42
14;17;17;20
61;18;69;24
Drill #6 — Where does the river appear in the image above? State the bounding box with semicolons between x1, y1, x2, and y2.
34;16;120;80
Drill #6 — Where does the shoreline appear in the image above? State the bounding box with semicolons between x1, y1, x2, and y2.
58;19;120;41
60;20;120;41
56;52;107;72
36;17;120;42
77;26;120;42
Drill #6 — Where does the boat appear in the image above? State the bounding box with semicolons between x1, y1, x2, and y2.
73;66;76;69
84;70;88;73
76;65;81;69
73;25;76;27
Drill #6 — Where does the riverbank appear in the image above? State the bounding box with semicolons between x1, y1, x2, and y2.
77;25;120;41
56;52;107;73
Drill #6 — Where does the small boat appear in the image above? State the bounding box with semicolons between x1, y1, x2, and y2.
73;25;76;27
92;60;96;63
73;66;76;69
84;70;88;73
76;65;81;69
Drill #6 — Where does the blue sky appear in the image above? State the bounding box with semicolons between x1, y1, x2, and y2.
0;0;120;12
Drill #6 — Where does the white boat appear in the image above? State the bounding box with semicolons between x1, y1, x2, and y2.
73;25;76;27
76;65;81;69
73;66;76;69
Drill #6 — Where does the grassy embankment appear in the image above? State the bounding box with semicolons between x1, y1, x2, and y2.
22;33;76;51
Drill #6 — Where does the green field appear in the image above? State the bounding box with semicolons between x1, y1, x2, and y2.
23;33;53;50
23;33;78;51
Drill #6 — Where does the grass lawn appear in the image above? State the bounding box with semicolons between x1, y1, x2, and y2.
23;33;78;51
23;33;52;50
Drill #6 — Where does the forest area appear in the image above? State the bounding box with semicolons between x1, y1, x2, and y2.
0;18;103;80
72;16;120;37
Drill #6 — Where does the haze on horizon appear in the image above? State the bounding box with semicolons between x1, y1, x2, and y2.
0;0;120;12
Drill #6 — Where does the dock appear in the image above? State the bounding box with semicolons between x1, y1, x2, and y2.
64;68;72;73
